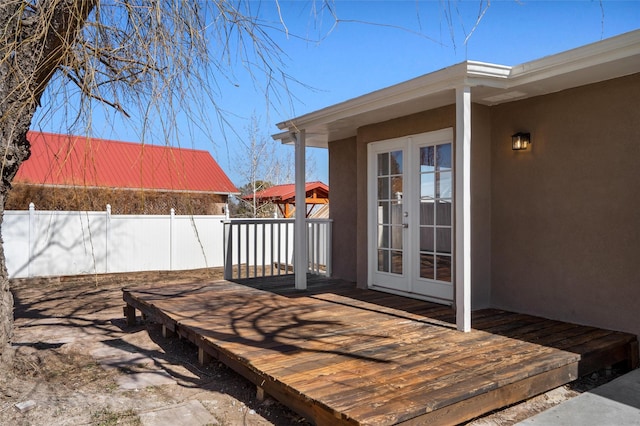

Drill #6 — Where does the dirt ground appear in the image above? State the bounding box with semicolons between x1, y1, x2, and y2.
0;268;621;425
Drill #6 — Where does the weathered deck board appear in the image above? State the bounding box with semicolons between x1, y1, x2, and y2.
123;277;638;425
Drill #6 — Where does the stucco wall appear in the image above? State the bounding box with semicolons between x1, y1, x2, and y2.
328;136;358;282
490;73;640;337
470;103;492;308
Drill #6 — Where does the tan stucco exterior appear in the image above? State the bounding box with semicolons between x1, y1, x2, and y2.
328;136;358;281
490;72;640;336
328;72;640;337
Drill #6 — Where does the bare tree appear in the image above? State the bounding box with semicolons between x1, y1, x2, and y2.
0;0;337;361
0;0;493;360
231;113;319;218
232;114;277;218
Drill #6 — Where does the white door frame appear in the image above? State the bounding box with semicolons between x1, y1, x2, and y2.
367;128;455;305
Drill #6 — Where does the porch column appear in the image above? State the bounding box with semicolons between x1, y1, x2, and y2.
455;86;472;332
294;130;307;290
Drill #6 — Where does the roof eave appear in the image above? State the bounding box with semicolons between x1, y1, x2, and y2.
272;30;640;147
273;62;511;142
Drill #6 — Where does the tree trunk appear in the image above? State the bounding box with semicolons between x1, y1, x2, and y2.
0;0;95;361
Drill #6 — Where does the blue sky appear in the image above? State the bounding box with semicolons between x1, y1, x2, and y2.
35;1;640;188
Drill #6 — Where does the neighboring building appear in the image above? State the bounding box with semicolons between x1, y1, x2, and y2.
243;181;329;218
8;132;239;214
273;30;640;337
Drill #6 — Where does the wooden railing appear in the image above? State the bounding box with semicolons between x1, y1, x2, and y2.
222;218;332;280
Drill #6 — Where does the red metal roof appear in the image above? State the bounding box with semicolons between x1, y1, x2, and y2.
245;181;329;201
15;132;239;194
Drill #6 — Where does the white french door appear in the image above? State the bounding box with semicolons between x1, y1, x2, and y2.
368;128;454;304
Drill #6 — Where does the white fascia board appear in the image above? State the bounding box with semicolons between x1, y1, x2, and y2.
272;130;295;144
507;30;640;86
466;61;512;79
274;62;511;139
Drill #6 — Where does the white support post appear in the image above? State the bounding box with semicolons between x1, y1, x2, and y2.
455;86;472;332
294;130;307;290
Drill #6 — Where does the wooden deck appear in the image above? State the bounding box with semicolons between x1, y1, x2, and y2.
122;275;638;425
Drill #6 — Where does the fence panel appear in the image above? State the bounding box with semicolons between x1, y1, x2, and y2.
4;211;33;278
4;209;108;277
171;215;226;270
2;207;227;278
108;214;172;273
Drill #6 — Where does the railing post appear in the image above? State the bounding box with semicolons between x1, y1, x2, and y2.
325;220;332;277
223;221;233;280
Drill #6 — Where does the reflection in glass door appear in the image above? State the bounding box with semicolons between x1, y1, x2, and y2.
377;150;404;275
418;143;453;285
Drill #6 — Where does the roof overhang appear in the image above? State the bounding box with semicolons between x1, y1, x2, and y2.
273;30;640;148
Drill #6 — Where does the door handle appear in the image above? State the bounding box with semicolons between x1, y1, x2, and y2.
403;223;409;228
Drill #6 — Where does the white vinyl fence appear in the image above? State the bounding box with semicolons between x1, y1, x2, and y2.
3;204;227;278
3;205;333;280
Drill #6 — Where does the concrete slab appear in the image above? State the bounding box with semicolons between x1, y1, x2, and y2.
518;368;640;425
138;400;218;426
116;370;176;390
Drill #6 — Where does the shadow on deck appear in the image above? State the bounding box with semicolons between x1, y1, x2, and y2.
122;274;638;425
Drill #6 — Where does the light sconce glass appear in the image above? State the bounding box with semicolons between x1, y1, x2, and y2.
512;132;531;150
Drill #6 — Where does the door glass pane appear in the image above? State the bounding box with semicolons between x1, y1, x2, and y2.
435;201;452;226
391;176;403;200
391;201;403;225
436;255;452;282
391;226;403;250
420;173;435;200
377;202;389;224
420;201;434;225
391;251;403;274
390;150;403;174
437;171;452;198
378;153;389;176
420;226;434;252
378;177;389;200
436;228;452;254
378;225;389;249
420;254;434;279
420;146;435;172
378;250;389;272
436;144;452;171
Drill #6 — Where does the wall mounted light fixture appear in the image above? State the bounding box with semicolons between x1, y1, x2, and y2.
512;132;531;150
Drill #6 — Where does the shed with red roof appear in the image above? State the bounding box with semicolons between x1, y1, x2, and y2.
243;181;329;218
8;132;239;214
